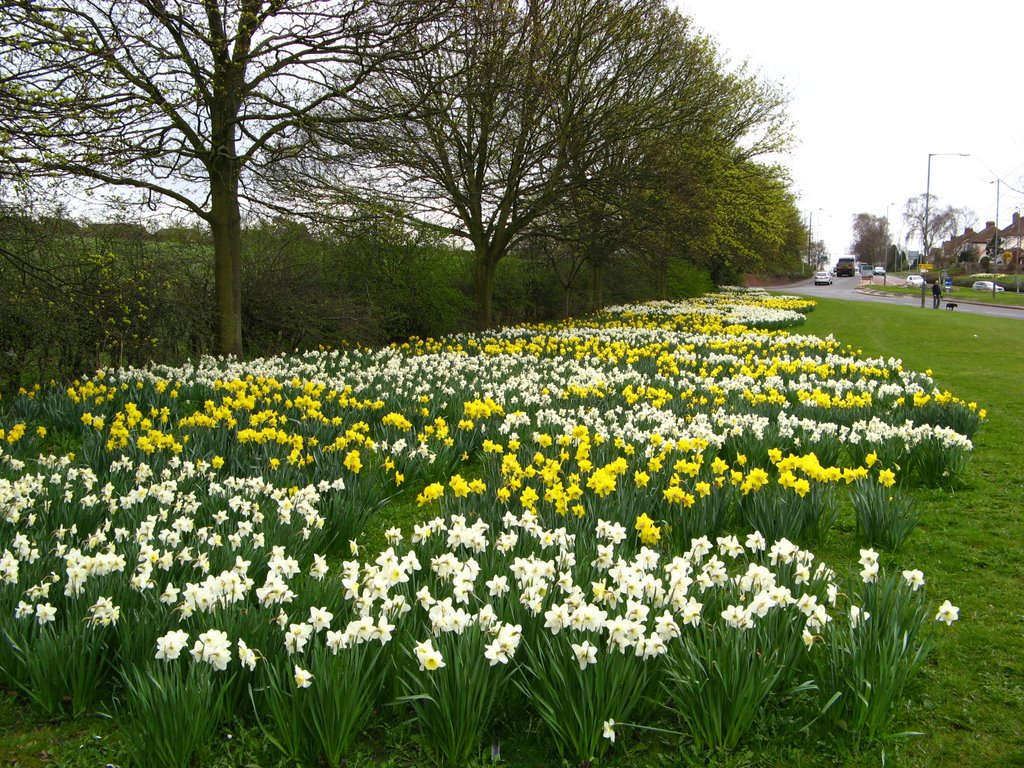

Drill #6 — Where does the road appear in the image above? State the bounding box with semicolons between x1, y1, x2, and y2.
778;276;1024;321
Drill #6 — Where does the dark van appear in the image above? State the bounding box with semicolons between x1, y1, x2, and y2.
835;257;856;277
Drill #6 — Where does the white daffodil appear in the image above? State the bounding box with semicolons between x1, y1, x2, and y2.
935;600;959;625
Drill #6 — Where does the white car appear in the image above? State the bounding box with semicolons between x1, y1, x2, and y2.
972;280;1005;292
905;275;925;288
813;270;833;285
873;266;886;276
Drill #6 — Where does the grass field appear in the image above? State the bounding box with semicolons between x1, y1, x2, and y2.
797;296;1024;768
0;295;1022;767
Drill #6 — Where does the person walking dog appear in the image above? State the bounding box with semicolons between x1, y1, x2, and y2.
932;280;942;309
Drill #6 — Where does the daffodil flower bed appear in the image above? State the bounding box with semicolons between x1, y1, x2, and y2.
0;289;970;765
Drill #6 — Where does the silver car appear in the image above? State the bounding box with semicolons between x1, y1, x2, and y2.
972;280;1005;292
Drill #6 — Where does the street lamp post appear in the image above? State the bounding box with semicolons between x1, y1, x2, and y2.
814;209;824;262
922;152;969;307
806;208;824;269
806;210;813;269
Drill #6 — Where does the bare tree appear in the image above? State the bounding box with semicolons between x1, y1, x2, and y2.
0;0;437;355
329;0;742;327
554;27;793;301
902;194;976;265
850;213;888;265
809;238;828;267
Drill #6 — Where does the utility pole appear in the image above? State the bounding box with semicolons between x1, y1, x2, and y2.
1017;208;1021;293
993;179;1000;297
807;211;813;269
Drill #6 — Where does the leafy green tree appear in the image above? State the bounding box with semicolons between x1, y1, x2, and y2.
985;235;1004;259
0;0;436;355
702;160;803;282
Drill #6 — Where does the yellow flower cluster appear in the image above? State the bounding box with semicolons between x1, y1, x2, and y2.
0;423;26;444
634;513;661;545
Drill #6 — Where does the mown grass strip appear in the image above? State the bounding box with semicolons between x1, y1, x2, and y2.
797;296;1024;768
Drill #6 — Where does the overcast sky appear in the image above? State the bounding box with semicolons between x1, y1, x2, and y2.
676;0;1024;262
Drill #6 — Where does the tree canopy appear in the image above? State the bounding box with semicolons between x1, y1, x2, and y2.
849;213;888;266
1;0;803;343
0;0;440;354
306;0;796;325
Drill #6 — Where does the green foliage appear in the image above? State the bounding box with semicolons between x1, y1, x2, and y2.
241;215;475;352
3;616;114;718
0;210;480;391
811;569;935;746
119;661;232;768
667;260;716;299
518;630;652;764
905;433;971;488
0;211;215;390
851;478;919;551
400;627;514;766
735;483;837;546
660;488;731;550
491;255;567;327
253;641;391;767
663;617;809;752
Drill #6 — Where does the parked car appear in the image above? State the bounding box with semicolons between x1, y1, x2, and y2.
972;280;1005;292
873;266;886;275
905;275;925;288
813;270;833;285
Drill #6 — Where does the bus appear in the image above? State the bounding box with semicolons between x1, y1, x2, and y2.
835;257;856;276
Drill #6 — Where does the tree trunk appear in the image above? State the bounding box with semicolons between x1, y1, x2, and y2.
474;251;499;329
209;164;243;357
588;260;605;310
655;256;669;300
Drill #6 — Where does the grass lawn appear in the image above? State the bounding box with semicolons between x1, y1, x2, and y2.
0;295;1022;767
797;296;1024;768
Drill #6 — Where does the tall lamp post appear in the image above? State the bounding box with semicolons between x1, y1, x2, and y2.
806;210;813;269
923;152;969;306
806;208;824;269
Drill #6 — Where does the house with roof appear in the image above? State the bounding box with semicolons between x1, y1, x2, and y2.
1000;211;1023;269
941;220;1005;268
